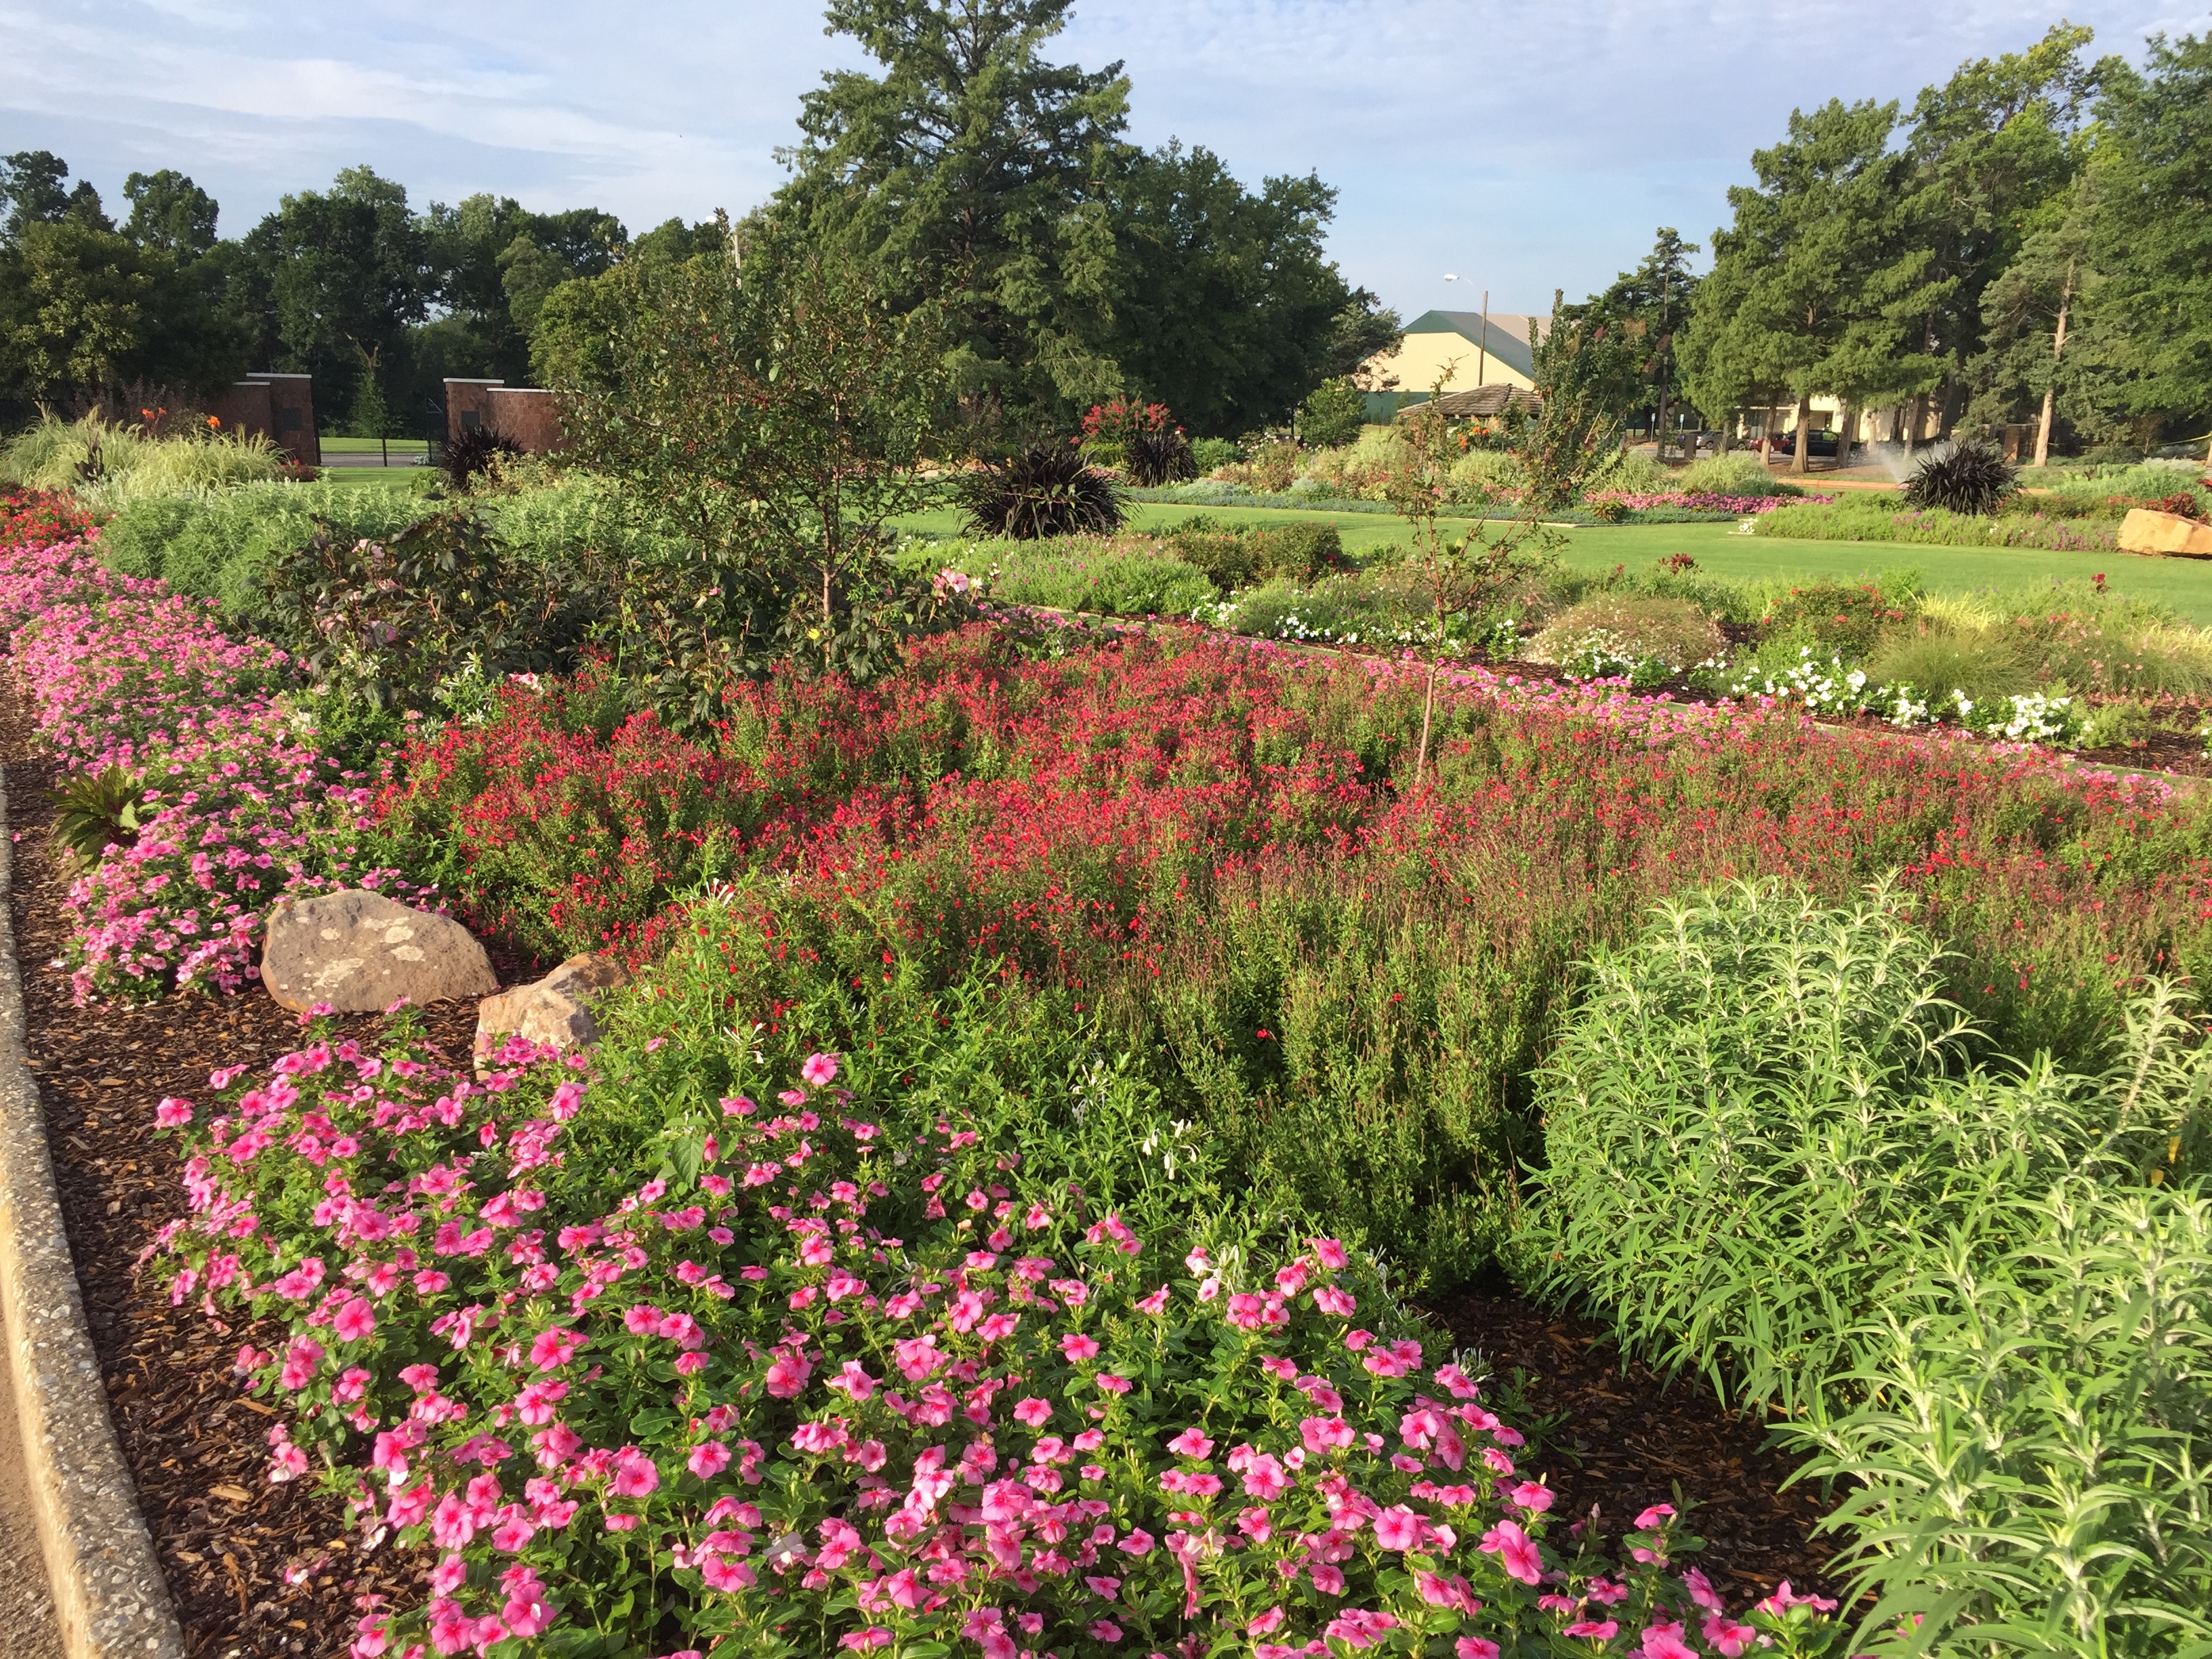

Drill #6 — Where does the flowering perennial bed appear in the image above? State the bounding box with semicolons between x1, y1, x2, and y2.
0;501;405;1001
155;1025;1841;1659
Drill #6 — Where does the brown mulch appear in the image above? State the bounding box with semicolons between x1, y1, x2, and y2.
0;676;1844;1653
0;680;544;1658
1425;1286;1841;1601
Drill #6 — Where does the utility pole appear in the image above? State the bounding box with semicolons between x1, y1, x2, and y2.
1476;290;1488;388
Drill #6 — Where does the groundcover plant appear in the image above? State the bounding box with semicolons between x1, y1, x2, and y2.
152;1021;1840;1659
0;512;415;1000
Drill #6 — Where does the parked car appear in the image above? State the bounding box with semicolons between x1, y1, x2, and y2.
1775;428;1839;457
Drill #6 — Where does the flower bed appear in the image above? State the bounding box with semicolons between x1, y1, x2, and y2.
1583;491;1831;515
0;526;406;1001
156;1017;1841;1659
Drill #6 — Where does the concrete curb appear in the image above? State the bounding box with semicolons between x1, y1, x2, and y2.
0;766;186;1659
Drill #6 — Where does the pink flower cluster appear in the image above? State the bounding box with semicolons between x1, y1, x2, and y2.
1583;492;1837;515
0;530;409;1001
154;1025;1842;1659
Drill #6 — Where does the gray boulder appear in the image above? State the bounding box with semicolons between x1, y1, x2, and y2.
474;952;630;1070
261;889;498;1013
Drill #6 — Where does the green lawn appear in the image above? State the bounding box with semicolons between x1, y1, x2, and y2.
895;502;2212;624
321;436;430;455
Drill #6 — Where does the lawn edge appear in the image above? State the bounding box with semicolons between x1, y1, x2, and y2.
0;764;186;1659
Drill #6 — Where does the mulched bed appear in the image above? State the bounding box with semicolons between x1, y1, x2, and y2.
0;672;1841;1654
0;681;545;1658
1424;1286;1841;1601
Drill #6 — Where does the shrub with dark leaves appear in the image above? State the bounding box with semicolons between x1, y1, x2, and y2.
1124;428;1197;487
1903;440;2018;517
441;424;525;491
955;445;1126;538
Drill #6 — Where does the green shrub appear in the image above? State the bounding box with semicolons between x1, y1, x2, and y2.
1162;516;1346;589
1518;881;2212;1654
1761;579;1917;656
1296;376;1367;449
1862;622;2034;706
943;533;1214;615
1677;451;1781;497
1528;594;1726;682
97;482;430;630
3;413;281;502
1190;435;1238;473
1202;568;1443;652
1755;495;2117;552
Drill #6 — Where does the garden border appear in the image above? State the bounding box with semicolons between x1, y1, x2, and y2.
0;764;185;1659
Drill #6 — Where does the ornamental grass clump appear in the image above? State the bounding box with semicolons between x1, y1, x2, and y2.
152;1011;1840;1659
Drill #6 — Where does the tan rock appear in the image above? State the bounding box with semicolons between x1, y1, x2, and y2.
261;890;497;1012
474;952;630;1070
2118;508;2212;558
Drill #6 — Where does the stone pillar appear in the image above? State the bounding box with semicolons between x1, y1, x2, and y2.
445;380;505;447
247;373;319;466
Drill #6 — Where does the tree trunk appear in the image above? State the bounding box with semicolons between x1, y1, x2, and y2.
2034;264;2074;470
1790;396;1811;475
1837;402;1856;470
1938;373;1960;441
1905;394;1923;458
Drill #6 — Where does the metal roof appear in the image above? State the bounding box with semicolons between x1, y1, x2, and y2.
1401;310;1539;382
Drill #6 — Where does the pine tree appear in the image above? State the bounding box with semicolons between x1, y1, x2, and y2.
774;0;1133;424
1685;98;1927;472
2091;32;2212;453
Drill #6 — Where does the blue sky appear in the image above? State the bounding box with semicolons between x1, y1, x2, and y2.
4;1;2204;320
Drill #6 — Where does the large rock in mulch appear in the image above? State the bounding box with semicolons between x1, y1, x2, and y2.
260;889;498;1013
2119;506;2212;557
474;952;630;1071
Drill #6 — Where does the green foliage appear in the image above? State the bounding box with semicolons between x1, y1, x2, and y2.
1518;305;1648;510
943;533;1214;616
3;413;283;505
1296;375;1367;449
234;166;429;423
1586;227;1702;433
561;235;952;711
263;503;590;708
1160;515;1345;590
1677;451;1782;496
1519;880;2212;1654
46;764;150;863
1761;579;1917;655
2087;33;2212;438
94;478;428;628
1528;594;1727;682
1190;436;1238;472
1755;492;2115;551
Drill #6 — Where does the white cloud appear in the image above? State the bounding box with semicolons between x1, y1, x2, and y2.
2;0;2196;310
